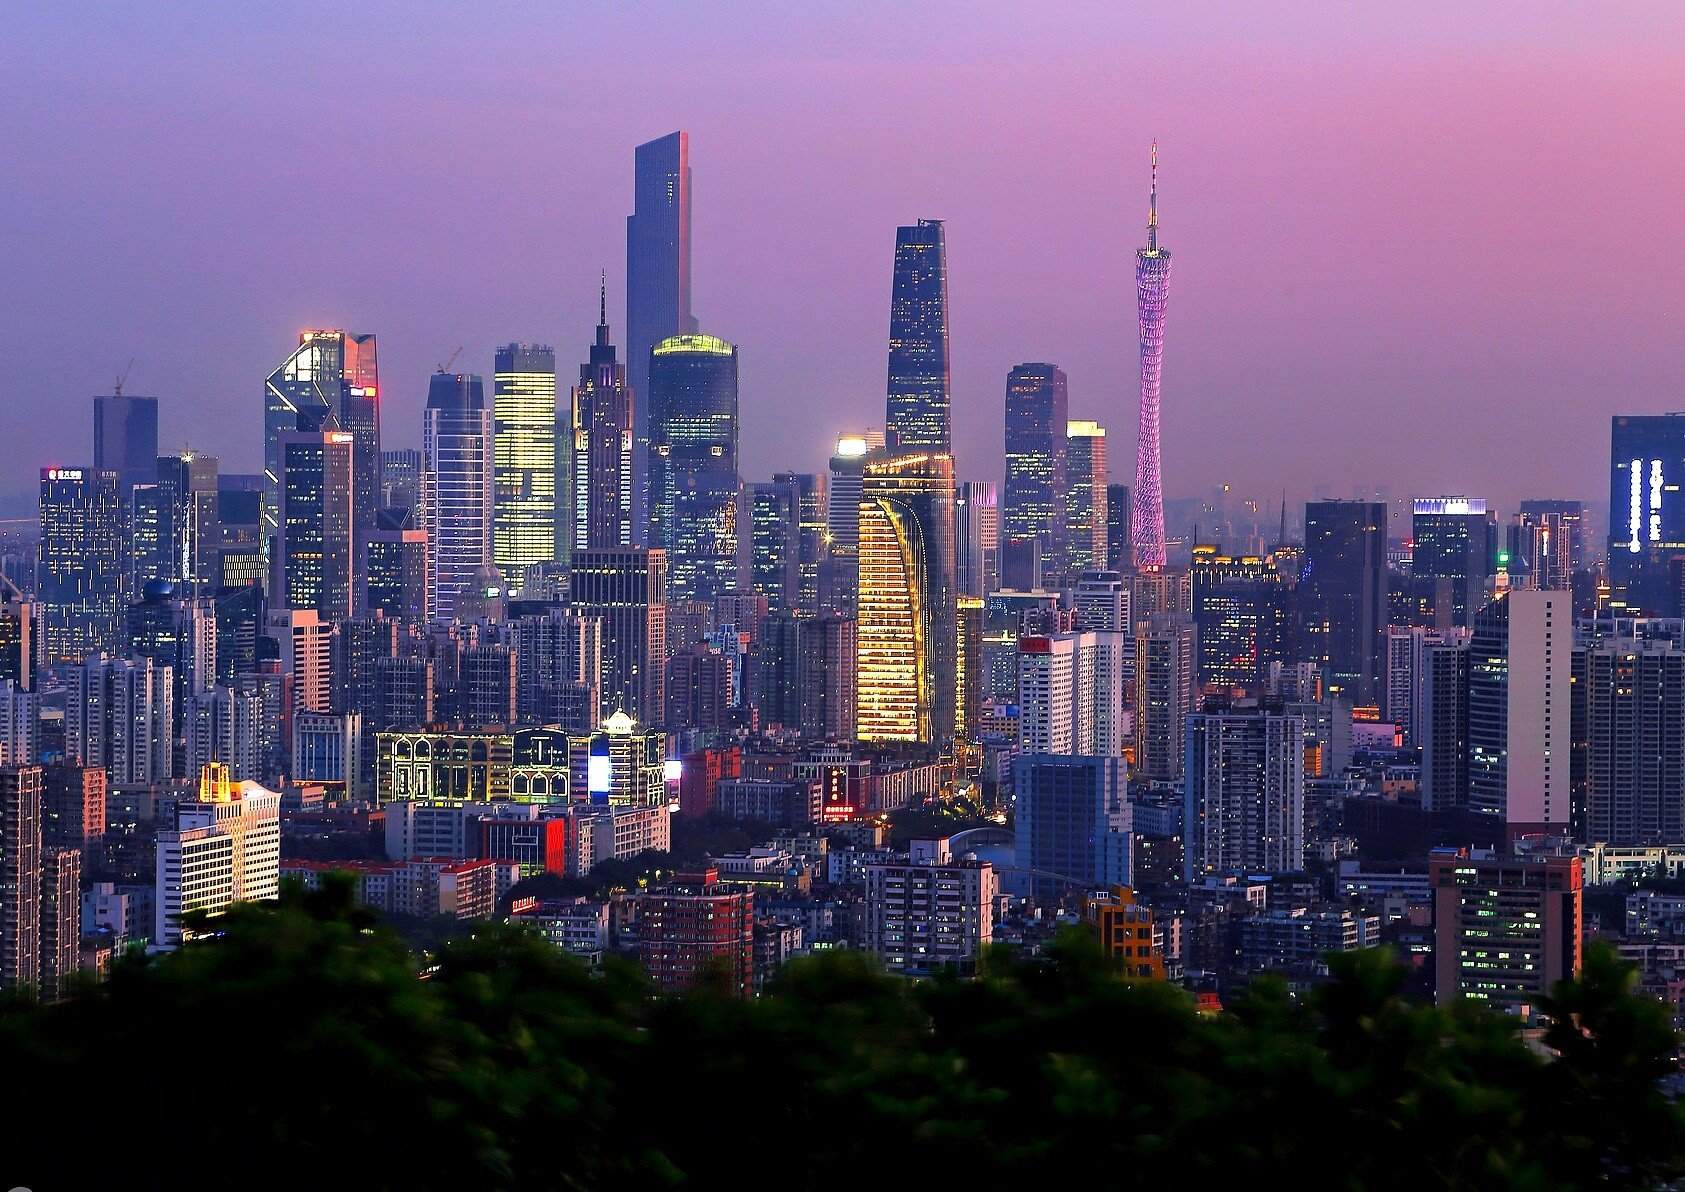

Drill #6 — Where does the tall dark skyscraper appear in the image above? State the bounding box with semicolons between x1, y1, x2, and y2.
93;394;159;496
1609;415;1685;611
38;468;128;665
571;283;634;553
1002;363;1067;567
262;331;380;588
423;372;493;623
1300;500;1386;705
1411;497;1497;629
1105;483;1132;574
648;333;739;604
885;220;951;454
627;131;698;547
276;431;355;621
567;548;667;727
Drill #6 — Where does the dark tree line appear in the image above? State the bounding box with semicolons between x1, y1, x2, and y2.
2;879;1681;1190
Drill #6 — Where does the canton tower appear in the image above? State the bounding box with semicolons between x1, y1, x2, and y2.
1131;142;1172;571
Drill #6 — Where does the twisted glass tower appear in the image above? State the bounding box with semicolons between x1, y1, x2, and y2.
1131;144;1171;571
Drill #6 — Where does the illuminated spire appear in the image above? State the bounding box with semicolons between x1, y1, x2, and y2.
1147;140;1159;253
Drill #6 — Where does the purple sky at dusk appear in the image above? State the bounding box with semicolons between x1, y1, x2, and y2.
5;2;1683;542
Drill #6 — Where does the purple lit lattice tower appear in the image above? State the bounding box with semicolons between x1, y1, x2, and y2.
1131;143;1172;571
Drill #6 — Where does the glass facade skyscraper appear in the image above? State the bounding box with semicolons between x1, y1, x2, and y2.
492;342;559;577
627;131;698;547
1410;497;1497;628
1609;414;1685;611
1064;420;1108;576
1300;500;1387;705
855;452;958;745
37;468;128;664
885;220;951;454
277;431;355;621
422;372;492;622
1002;363;1067;568
263;331;379;588
648;333;738;604
571;287;634;553
92;395;159;496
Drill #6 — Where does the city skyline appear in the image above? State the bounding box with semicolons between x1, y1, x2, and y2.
7;5;1682;521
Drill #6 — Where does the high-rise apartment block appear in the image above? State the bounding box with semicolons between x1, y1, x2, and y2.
1184;698;1306;879
864;838;996;977
423;371;493;622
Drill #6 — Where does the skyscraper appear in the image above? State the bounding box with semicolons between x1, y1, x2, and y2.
1003;363;1067;567
744;480;800;613
277;431;355;621
627;131;698;546
93;393;159;496
1411;497;1498;629
1190;547;1293;695
154;764;281;949
822;430;883;612
262;331;379;579
66;655;174;786
1184;697;1306;879
1065;419;1108;576
567;548;667;727
648;334;739;603
37;468;127;664
885;220;951;453
1509;500;1584;592
955;480;998;599
0;764;42;993
1014;754;1132;902
422;372;493;622
1131;144;1172;571
1132;614;1195;785
1105;483;1132;574
1609;415;1685;610
1300;500;1387;704
1575;620;1685;846
856;453;958;745
1467;588;1569;835
492;343;559;578
572;283;634;553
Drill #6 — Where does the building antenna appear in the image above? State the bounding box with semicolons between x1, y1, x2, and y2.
1278;491;1288;546
1147;140;1159;253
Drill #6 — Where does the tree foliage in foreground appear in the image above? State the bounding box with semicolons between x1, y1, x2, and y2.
2;880;1682;1191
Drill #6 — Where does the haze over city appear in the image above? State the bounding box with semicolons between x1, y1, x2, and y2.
5;1;1682;520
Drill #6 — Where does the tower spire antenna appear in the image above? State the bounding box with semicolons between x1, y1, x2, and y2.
1147;140;1159;253
599;270;607;327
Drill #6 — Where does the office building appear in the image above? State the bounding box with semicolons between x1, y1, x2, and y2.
65;655;173;786
135;452;219;597
1467;589;1569;835
0;583;31;690
263;331;380;577
93;393;159;496
276;430;355;621
1014;754;1132;902
1430;849;1581;1010
154;764;282;948
648;333;740;603
364;524;428;622
265;607;332;719
1609;416;1685;610
491;342;559;578
571;284;634;552
422;371;493;622
381;447;422;515
1419;638;1471;812
1300;500;1386;704
1132;144;1172;570
955;480;998;600
1133;615;1195;785
1105;483;1131;574
744;478;800;612
1576;623;1685;845
38;467;128;664
1003;363;1067;568
1064;420;1108;576
1410;497;1497;629
822;431;882;611
1384;625;1467;747
638;868;754;996
885;220;951;453
1509;501;1583;592
864;838;996;976
568;548;666;726
0;765;41;993
1190;547;1292;695
1184;698;1306;879
459;644;517;728
508;609;602;731
627;130;698;546
856;452;958;745
779;471;827;614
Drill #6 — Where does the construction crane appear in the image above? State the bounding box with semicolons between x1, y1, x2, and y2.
114;357;136;396
437;347;465;374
